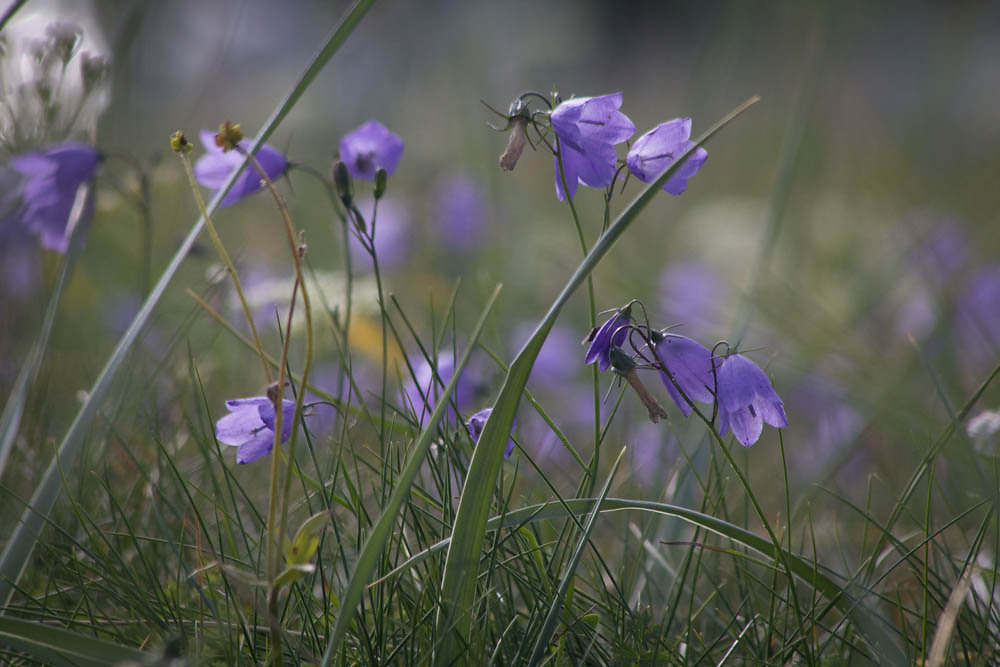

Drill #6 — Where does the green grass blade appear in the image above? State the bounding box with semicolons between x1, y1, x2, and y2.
0;616;149;666
434;95;760;665
319;284;502;666
527;447;626;666
0;0;376;609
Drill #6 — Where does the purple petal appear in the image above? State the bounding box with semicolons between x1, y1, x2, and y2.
193;130;288;207
236;430;276;464
257;399;297;442
626;119;707;195
585;309;631;371
727;406;763;447
216;405;264;447
654;334;716;407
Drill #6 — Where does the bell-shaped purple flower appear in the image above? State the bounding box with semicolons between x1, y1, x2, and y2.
465;408;517;458
584;304;632;371
4;142;100;252
193;130;288;208
716;354;788;447
626;118;707;195
652;332;717;417
550;93;635;201
215;396;296;464
339;120;404;180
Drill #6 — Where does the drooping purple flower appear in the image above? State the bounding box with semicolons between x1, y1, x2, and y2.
433;173;488;252
550;93;635;201
652;332;717;417
715;354;788;447
3;142;100;252
215;396;296;464
584;304;633;371
465;407;517;458
339;120;404;180
193;129;288;208
348;196;411;270
626;118;707;195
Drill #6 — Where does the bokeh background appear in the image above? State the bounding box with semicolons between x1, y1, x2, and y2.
3;0;1000;519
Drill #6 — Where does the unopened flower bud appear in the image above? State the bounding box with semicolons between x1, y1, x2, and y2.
170;130;192;154
46;22;81;64
499;115;528;172
373;167;387;200
332;160;353;206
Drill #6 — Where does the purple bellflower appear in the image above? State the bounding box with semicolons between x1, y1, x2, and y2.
550;93;635;200
466;408;517;458
652;332;717;417
584;304;633;371
4;142;100;253
716;354;788;447
626;118;707;195
339;120;404;180
193;130;288;208
215;396;296;464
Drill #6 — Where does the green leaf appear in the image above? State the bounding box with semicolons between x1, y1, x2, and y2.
274;563;317;590
0;0;377;609
285;510;331;566
433;96;761;666
0;616;149;666
318;284;502;666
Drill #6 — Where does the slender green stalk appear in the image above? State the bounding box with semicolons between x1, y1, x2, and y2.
176;149;272;385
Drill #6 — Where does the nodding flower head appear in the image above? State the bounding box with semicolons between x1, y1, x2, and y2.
651;331;717;417
465;407;517;458
339;120;404;181
715;353;788;447
626;118;707;195
215;396;297;464
4;141;101;253
550;92;634;200
584;304;633;371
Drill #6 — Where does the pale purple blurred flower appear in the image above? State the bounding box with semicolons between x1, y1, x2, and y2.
893;285;936;341
193;129;288;207
339;120;404;180
716;354;788;447
550;93;634;200
585;304;632;371
433;173;488;252
629;421;677;488
465;407;517;458
512;322;577;387
910;219;967;281
3;142;100;252
659;261;725;336
402;350;488;426
348;197;410;271
652;332;716;417
956;266;1000;371
626;118;707;195
215;396;295;464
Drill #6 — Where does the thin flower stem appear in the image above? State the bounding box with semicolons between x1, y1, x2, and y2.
554;138;602;499
237;148;313;667
175;152;273;385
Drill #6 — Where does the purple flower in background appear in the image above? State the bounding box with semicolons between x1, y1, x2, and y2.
716;354;788;447
956;266;1000;372
193;129;288;208
659;261;725;336
626;118;707;195
584;304;633;371
348;197;410;270
433;173;488;252
402;351;485;426
652;332;717;417
3;142;100;252
513;322;578;387
339;120;404;180
215;396;296;464
465;408;517;458
550;93;634;200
